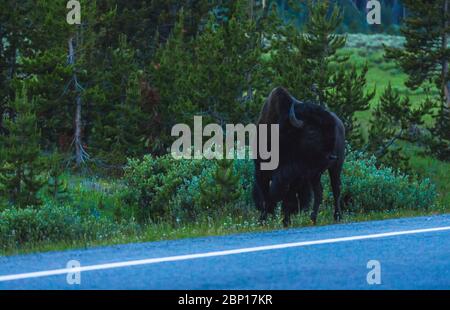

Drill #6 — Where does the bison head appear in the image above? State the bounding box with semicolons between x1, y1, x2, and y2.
284;98;338;166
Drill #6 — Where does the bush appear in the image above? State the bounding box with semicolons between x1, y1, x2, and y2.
124;149;437;223
337;150;437;212
0;203;138;251
124;154;254;223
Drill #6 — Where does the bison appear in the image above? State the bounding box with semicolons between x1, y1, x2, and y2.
253;87;345;226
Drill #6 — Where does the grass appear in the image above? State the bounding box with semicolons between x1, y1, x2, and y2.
3;201;449;257
342;48;437;107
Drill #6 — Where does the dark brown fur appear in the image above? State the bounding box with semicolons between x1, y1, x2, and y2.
254;87;346;226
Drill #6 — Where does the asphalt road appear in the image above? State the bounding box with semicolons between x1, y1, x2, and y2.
1;215;450;290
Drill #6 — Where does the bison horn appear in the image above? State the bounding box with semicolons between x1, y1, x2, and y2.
289;102;304;128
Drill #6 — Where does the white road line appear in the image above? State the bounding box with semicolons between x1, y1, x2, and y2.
1;225;450;282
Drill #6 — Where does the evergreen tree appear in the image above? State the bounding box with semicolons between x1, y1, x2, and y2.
429;103;450;161
0;87;45;208
299;0;348;102
0;0;37;134
148;14;192;154
46;152;69;202
150;1;270;151
368;83;434;170
268;0;375;144
268;1;313;100
385;0;450;160
198;159;242;209
189;2;268;125
87;35;149;166
326;64;375;147
14;0;84;164
1;0;71;142
385;0;450;106
368;83;411;171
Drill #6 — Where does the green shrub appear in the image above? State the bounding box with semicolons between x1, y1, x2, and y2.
124;154;253;223
171;158;254;220
125;155;209;222
0;203;138;251
337;150;437;212
67;176;130;219
125;149;437;223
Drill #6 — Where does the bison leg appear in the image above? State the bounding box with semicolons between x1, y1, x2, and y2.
282;189;299;227
310;176;323;225
296;180;312;213
269;167;291;204
253;169;275;222
329;166;342;222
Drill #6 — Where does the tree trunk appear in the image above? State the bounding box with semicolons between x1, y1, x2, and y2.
68;35;88;167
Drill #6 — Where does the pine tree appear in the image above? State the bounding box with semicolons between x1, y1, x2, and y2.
189;1;268;125
430;103;450;161
0;86;45;208
368;83;435;170
150;2;269;151
368;83;411;170
327;64;375;147
385;0;450;106
46;152;69;202
148;14;192;154
87;35;148;166
1;1;72;147
268;0;375;145
198;159;242;209
14;1;84;164
0;0;37;134
267;1;312;99
385;0;450;160
299;0;348;102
